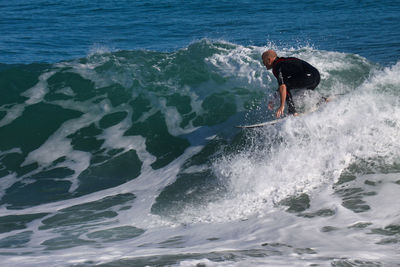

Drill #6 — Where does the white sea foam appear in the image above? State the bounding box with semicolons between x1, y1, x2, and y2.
0;71;55;128
180;59;400;224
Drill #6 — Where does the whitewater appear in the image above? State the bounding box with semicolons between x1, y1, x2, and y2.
0;40;399;266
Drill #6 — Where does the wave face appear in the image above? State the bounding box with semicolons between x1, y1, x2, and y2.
1;40;400;266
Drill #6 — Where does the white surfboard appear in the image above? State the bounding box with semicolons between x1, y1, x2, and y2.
236;106;320;129
235;94;339;129
235;117;288;129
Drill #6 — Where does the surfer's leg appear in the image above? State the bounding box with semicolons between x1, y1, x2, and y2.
286;90;297;115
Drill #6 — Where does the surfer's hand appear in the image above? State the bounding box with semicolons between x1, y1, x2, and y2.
276;106;284;118
268;101;274;110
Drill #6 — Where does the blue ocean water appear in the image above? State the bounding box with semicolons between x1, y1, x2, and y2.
1;0;399;65
1;1;400;266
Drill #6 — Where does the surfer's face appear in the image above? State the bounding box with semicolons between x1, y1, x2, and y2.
263;56;274;70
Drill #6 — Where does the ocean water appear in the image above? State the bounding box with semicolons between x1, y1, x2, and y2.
1;1;400;267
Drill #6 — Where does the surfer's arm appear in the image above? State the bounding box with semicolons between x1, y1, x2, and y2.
276;84;286;118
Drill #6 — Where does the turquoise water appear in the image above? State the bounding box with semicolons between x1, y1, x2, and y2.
1;1;400;266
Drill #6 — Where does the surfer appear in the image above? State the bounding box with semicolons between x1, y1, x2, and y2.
262;49;320;118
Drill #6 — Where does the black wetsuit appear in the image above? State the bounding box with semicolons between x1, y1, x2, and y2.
272;57;320;114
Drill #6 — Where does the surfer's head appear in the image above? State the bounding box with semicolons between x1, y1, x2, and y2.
262;49;277;70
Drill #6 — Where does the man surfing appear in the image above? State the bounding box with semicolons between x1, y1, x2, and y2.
262;49;320;118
